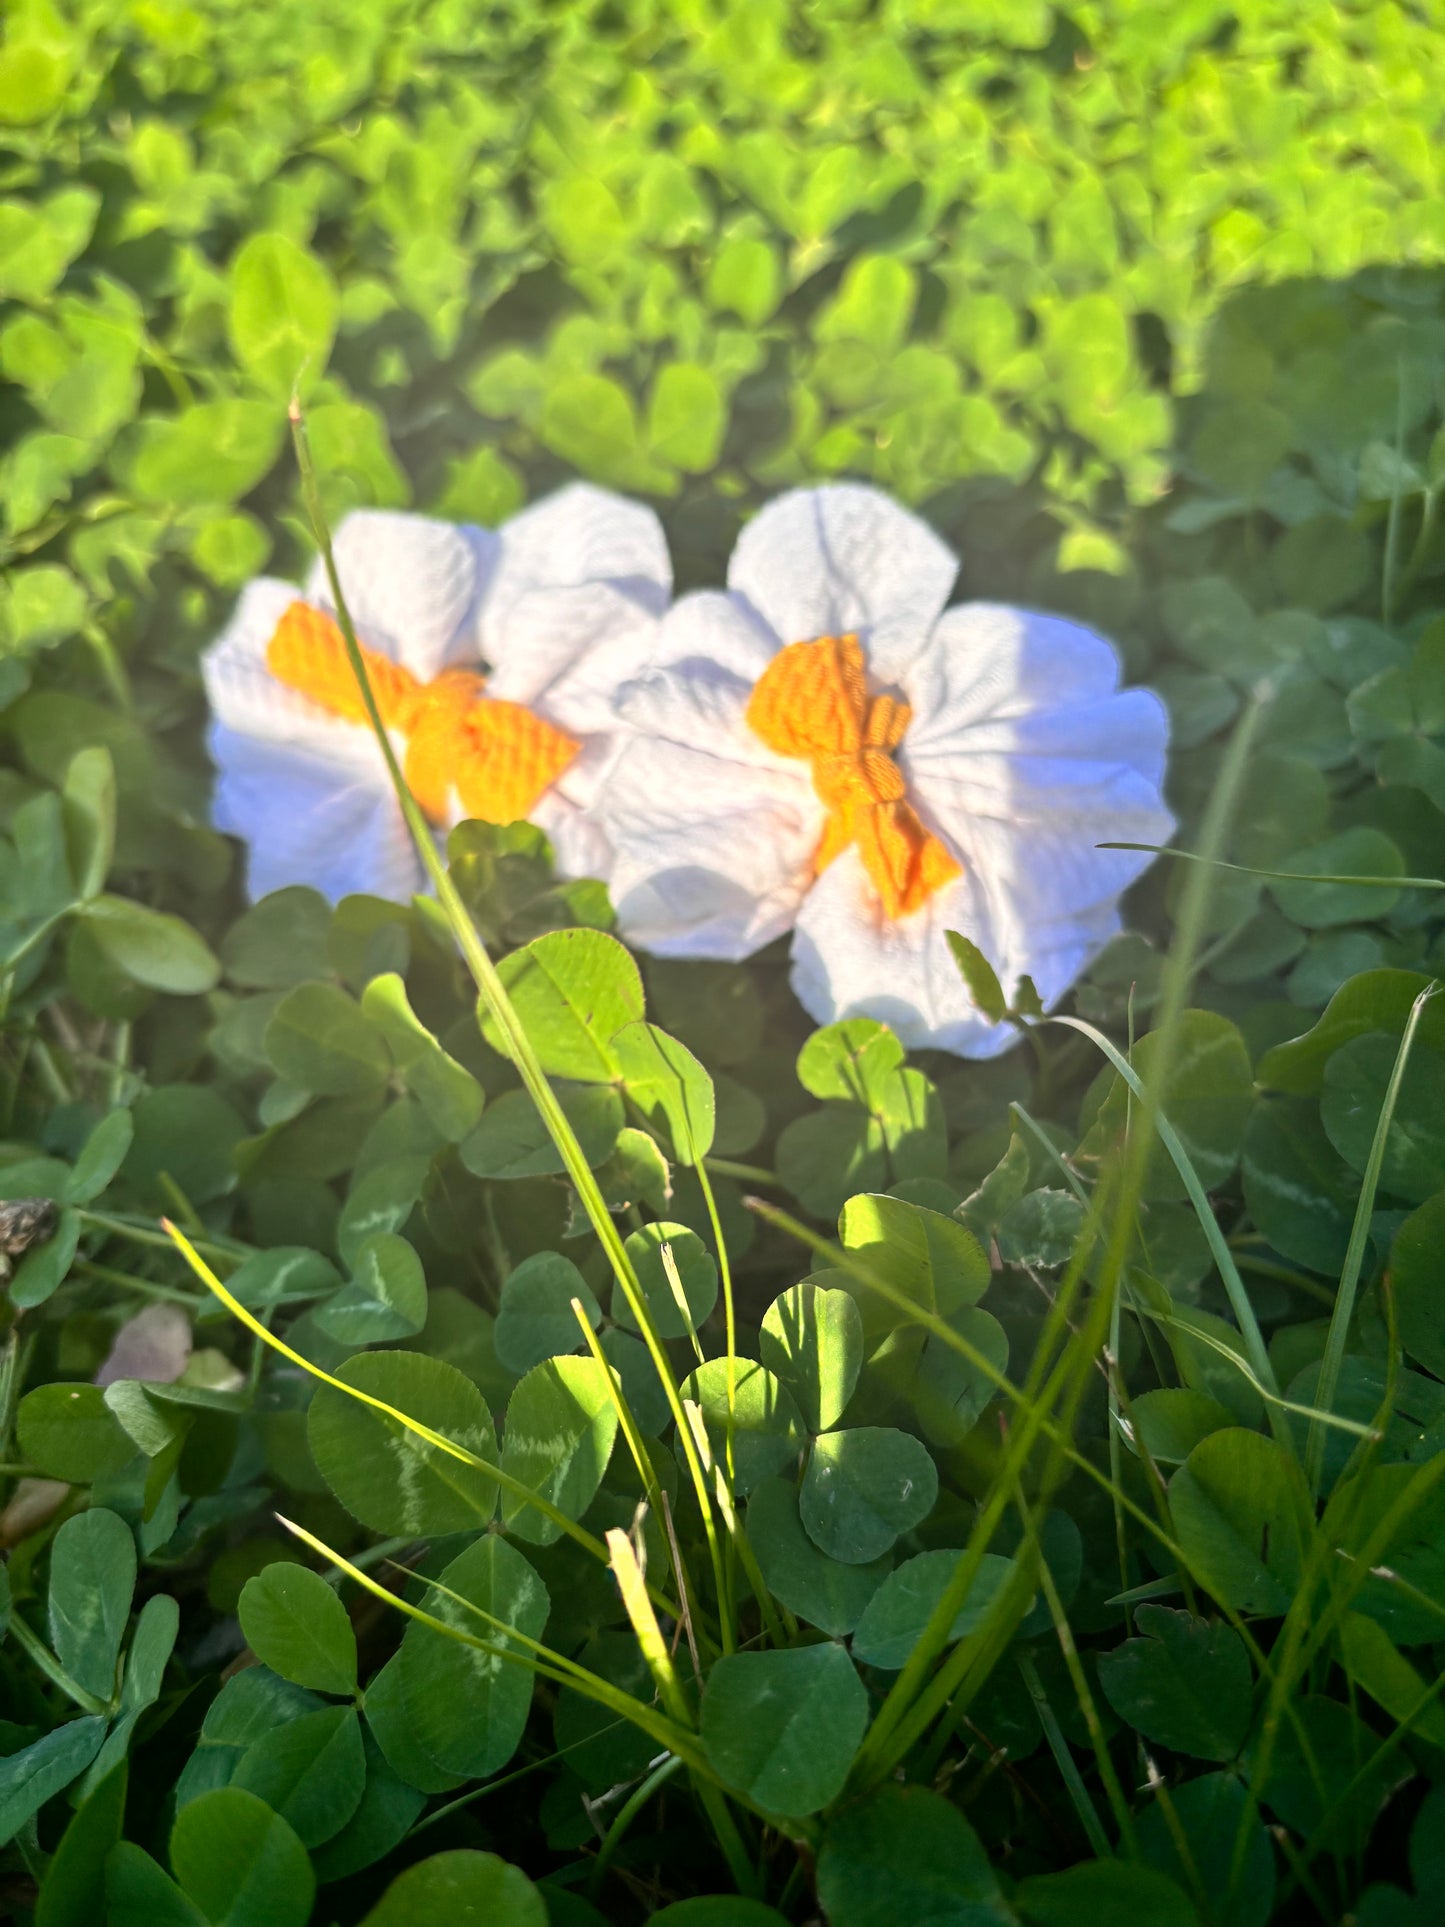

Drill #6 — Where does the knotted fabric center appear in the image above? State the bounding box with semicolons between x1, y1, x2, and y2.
745;633;960;920
266;600;579;827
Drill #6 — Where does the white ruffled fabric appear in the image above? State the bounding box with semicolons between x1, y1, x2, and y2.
479;486;672;883
202;489;671;903
592;484;1175;1058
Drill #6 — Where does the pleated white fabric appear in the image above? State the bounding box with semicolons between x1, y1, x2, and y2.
592;484;1174;1057
203;491;671;903
478;486;673;882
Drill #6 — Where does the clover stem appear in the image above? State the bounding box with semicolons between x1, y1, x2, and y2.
587;1752;686;1901
7;1614;110;1717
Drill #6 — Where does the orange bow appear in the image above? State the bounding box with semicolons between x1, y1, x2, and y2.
746;633;959;920
266;600;578;827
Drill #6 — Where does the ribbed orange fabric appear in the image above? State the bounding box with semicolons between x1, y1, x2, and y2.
265;600;578;827
746;633;960;920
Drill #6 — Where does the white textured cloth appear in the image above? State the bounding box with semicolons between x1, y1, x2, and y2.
591;483;1175;1058
202;490;670;903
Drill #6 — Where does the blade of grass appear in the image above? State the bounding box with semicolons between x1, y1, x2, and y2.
1110;989;1141;1617
569;1308;652;1492
408;1564;661;1707
1046;1015;1284;1426
745;1197;1193;1587
1010;1103;1091;1204
1133;1303;1380;1442
1097;844;1445;891
659;1242;706;1368
1329;1242;1404;1501
702;1158;779;1186
1388;482;1441;619
289;403;734;1653
1010;1485;1138;1856
1141;1767;1212;1925
1298;1447;1445;1681
387;1551;793;1874
165;1219;670;1600
570;1303;724;1669
406;1720;642;1839
1014;1650;1112;1859
1272;1816;1346;1923
745;1185;1088;1785
856;1164;1122;1780
1226;1438;1445;1910
740;1209;1286;1770
1305;984;1436;1492
607;1527;772;1887
607;1527;691;1728
866;1545;1045;1785
1382;356;1409;623
289;403;630;1293
278;1512;705;1770
861;694;1257;1778
687;1129;742;1642
1286;1646;1445;1897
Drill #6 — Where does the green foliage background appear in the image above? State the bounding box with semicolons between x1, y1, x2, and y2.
4;0;1445;635
6;2;1445;1924
6;0;1445;1108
